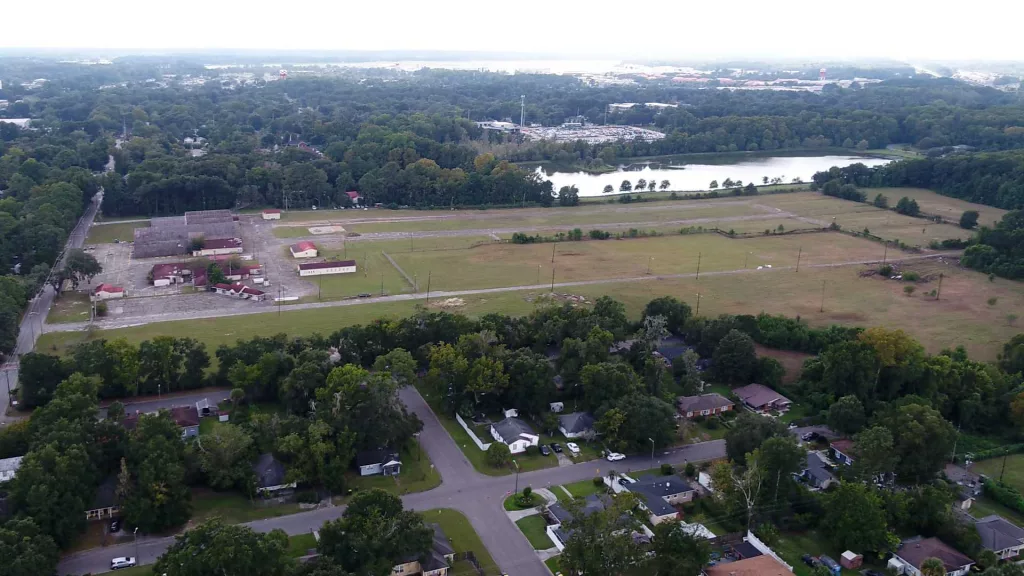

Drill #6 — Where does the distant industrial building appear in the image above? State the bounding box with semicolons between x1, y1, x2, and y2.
476;120;520;133
133;210;240;259
192;237;243;257
297;260;357;277
261;209;281;220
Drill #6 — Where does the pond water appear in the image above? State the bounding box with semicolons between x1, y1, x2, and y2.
535;153;892;197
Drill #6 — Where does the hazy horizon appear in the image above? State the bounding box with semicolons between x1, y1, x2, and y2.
5;0;1024;63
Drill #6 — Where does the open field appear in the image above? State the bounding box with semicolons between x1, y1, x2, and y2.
39;254;1024;361
515;515;554;550
972;455;1024;493
85;221;149;244
47;292;92;323
867;187;1008;228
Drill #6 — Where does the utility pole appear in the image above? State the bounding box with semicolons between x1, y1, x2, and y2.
513;459;521;494
882;241;888;264
649;438;655;470
278;285;282;318
550;268;555;292
536;265;541;285
696;252;701;280
819;280;826;312
647;256;653;275
551;243;556;263
744;252;749;269
380;271;384;296
936;272;943;300
796;246;802;272
318;275;322;301
426;271;431;303
695;293;701;316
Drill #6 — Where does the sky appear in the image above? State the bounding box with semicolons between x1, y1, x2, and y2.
4;0;1024;63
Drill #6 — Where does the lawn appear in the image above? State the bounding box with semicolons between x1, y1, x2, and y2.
47;291;92;323
545;556;562;574
504;491;544;511
190;489;302;525
86;221;149;244
773;530;873;576
867;187;1007;229
287;532;319;558
515;515;556;550
972;455;1024;493
562;478;606;499
297;249;411;301
39;250;1024;363
754;344;812;384
968;496;1024;527
420;508;500;575
347;440;441;496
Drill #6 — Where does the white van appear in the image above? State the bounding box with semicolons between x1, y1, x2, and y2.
111;557;137;570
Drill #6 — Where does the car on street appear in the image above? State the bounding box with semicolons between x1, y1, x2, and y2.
539;445;551;456
109;519;120;533
358;293;372;298
566;442;580;454
606;452;626;461
801;432;816;441
111;557;136;570
551;443;562;453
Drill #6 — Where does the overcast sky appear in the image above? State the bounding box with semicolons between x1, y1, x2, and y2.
4;0;1024;62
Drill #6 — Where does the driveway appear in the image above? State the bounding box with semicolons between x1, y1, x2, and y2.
58;386;726;575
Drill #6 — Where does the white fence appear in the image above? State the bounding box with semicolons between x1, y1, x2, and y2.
455;413;491;451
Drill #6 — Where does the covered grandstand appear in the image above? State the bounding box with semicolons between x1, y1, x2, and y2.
133;210;240;258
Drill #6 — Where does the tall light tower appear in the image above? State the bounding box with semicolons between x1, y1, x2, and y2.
819;67;827;81
520;95;525;128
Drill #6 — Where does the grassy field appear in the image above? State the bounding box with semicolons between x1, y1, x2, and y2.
190;489;302;525
39;254;1024;362
86;221;149;244
868;187;1008;228
390;232;893;293
968;495;1024;527
47;292;92;323
562;478;606;499
298;251;411;301
972;455;1024;493
287;532;319;558
420;508;500;575
515;515;555;550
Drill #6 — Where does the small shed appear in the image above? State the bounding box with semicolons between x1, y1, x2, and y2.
840;551;863;570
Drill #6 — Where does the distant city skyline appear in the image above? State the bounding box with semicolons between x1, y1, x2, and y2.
4;0;1024;63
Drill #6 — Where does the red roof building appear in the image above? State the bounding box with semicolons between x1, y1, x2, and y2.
93;283;124;294
290;241;318;258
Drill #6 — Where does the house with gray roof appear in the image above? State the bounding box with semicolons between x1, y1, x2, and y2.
490;417;539;454
733;383;792;413
625;474;695;524
393;523;456;576
546;494;629;551
976;515;1024;560
677;393;734;418
558;412;595;438
800;451;836;490
253;453;296;496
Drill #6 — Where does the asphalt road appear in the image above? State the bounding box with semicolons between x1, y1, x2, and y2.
0;191;102;424
57;386;726;575
99;389;232;419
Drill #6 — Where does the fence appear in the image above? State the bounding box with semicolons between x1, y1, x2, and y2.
455;551;487;575
454;413;491;451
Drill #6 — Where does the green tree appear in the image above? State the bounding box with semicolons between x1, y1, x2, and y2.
756;436;805;505
317;489;432;576
709;180;719;189
194;423;256;491
580;362;640;412
827;395;866;435
486;442;512;468
873;193;889;208
153;519;293;576
372;348;417;387
60;248;102;291
1001;334;1024;376
122;412;192;532
823;482;893;553
921;557;946;576
960;210;980;229
558;185;580;206
0;518;60;576
648;521;712;575
724;412;788;465
598;394;676;452
560;492;646;575
619;180;632;192
673;349;704;395
877;402;956;482
602;184;614;194
712;329;757;384
643;296;692;334
895;196;921;216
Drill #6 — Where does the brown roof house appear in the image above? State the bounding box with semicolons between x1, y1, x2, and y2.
122;406;200;440
891;537;974;576
733;383;792;414
677;393;733;418
704;555;795;576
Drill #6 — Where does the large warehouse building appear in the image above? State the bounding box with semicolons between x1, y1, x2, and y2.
297;260;357;277
133;210;240;259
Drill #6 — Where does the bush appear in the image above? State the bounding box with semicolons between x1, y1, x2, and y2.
685;463;696;477
903;272;920;282
95;301;108;317
593;477;604;487
486;442;512;468
878;264;893;276
660;464;675;476
525;445;539;457
295;490;319;504
984;479;1024;515
705;417;720;430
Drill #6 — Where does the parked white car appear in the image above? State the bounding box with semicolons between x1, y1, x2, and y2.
606;452;626;462
111;557;137;570
566;442;580;455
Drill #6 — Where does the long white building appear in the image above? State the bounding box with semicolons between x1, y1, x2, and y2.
297;260;357;277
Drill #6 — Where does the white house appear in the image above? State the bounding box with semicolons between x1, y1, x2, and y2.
976;515;1024;560
356;448;402;477
892;537;974;576
261;209;281;220
297;260;357;277
192;237;243;257
289;241;318;258
489;417;540;454
92;283;126;301
0;456;23;482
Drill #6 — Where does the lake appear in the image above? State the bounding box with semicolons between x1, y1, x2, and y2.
535;153;892;197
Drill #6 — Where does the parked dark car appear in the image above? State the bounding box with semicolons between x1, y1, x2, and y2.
551;443;563;453
358;293;372;298
801;554;819;567
109;519;120;533
539;445;551;456
865;571;886;576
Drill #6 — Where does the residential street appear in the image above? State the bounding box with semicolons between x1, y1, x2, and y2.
57;385;726;575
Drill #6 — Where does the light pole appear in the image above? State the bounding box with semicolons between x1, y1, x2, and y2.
27;311;38;343
134;527;139;560
648;437;655;470
695;293;701;316
646;256;653;275
513;459;520;495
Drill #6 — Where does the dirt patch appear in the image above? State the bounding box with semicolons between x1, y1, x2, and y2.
429;297;465;309
754;343;812;384
307;225;346;235
524;292;590;306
